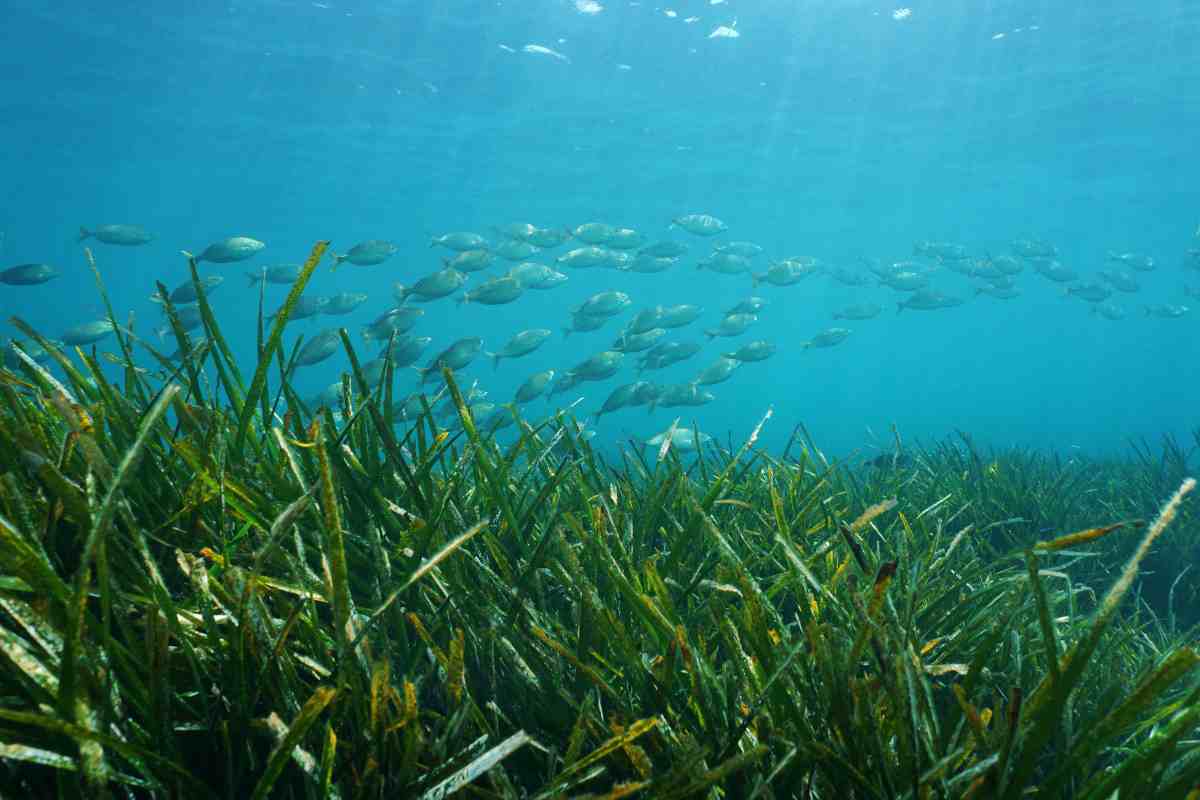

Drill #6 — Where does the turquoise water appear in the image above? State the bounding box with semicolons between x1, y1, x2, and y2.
2;0;1198;458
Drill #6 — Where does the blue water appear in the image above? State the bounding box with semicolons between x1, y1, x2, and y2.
2;0;1198;459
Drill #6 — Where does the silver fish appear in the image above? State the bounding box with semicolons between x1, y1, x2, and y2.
394;268;466;303
186;236;265;264
331;239;398;268
431;232;489;251
247;264;302;286
515;369;556;404
488;329;551;369
704;313;757;339
323;291;369;315
295;330;342;367
803;328;851;349
0;263;58;285
672;214;727;236
79;224;153;246
458;276;524;306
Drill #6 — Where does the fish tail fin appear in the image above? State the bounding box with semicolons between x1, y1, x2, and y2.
751;273;762;287
246;271;262;287
329;253;344;270
896;303;904;315
563;328;572;339
429;238;439;248
148;292;164;306
78;227;91;242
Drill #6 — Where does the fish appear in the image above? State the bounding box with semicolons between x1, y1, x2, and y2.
417;337;484;383
1092;302;1126;321
625;254;677;273
150;275;224;305
155;306;204;340
563;310;612;338
394;268;467;303
376;333;434;367
362;307;424;341
607;228;645;250
515;369;556;404
378;335;433;368
913;241;969;260
331;239;398;268
803;328;851;349
557;246;611;269
1011;238;1057;258
246;264;302;286
184;236;265;264
878;270;930;291
624;307;664;335
692;356;741;386
644;427;713;452
976;286;1022;300
0;263;58;285
704;313;757;339
1031;259;1079;283
593;381;659;421
493;239;541;261
601;250;635;270
650;384;714;410
322;291;369;315
826;265;873;287
715;241;764;258
1108;251;1156;271
523;44;571;62
567;351;624;382
444;249;495;273
722;340;776;362
488;329;552;369
725;297;768;315
458;276;524;306
1144;304;1190;319
638;241;689;258
573;223;617;245
271;295;329;323
61;319;117;346
832;303;881;320
574;291;631;318
897;291;965;313
493;222;536;241
1064;283;1112;303
431;232;489;252
657;304;704;328
611;327;666;353
697;252;751;275
638;341;702;372
547;372;585;400
990;255;1025;275
508;262;568;289
672;214;727;236
753;257;821;287
526;227;573;248
295;330;342;367
1099;270;1140;293
79;224;153;246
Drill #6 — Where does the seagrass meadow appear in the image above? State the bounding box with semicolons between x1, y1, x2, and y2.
2;244;1200;799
